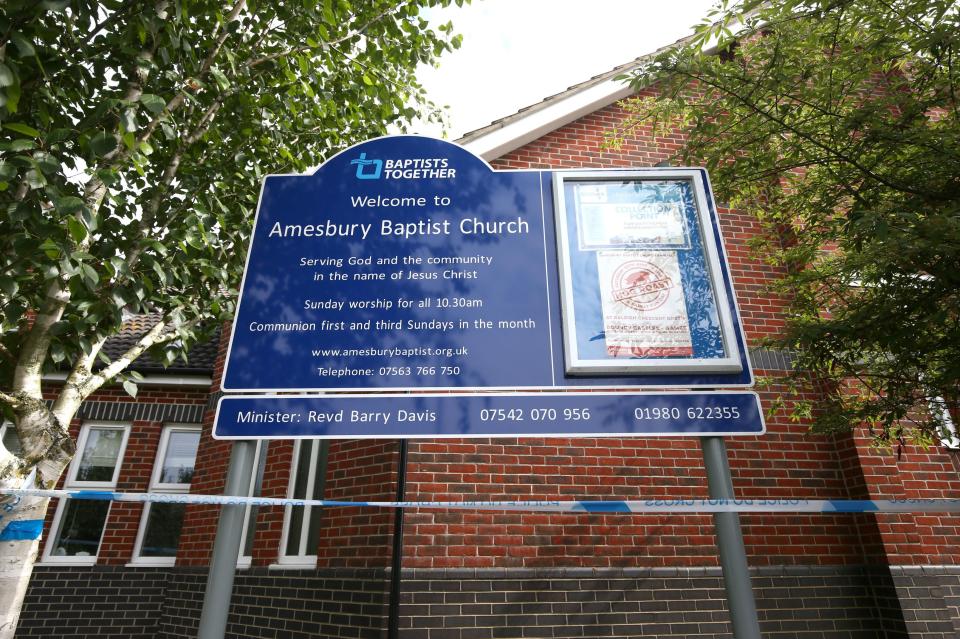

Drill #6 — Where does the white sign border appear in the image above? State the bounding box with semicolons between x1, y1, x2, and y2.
552;169;744;376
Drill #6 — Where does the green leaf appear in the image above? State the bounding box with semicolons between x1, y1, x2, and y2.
152;260;167;285
122;380;138;398
67;217;88;243
48;128;73;144
57;196;85;215
0;277;18;297
139;93;167;114
80;263;99;285
10;33;36;58
0;64;14;87
4;81;21;113
210;67;230;90
5;122;40;137
33;151;59;174
50;343;66;363
25;169;45;188
89;132;118;157
4;301;25;324
110;256;129;275
39;238;60;258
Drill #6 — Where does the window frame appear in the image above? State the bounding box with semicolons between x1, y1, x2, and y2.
552;169;743;376
275;439;328;567
130;424;201;566
41;422;130;565
237;439;267;569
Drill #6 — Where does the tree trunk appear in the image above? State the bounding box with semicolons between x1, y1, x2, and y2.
0;494;48;639
0;402;75;639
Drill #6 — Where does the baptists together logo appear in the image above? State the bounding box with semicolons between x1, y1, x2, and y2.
349;152;456;180
350;152;383;180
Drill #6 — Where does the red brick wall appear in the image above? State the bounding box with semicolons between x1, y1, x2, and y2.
178;322;232;566
315;439;401;568
384;93;960;571
98;418;162;564
248;439;293;566
400;380;869;568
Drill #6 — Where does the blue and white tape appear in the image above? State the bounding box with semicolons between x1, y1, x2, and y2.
5;488;960;513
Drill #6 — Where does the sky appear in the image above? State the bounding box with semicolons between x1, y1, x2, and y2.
413;0;718;140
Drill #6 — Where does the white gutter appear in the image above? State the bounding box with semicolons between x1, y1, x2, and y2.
460;78;635;161
42;372;212;388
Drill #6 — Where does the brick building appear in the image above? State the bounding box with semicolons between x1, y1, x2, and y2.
11;49;960;639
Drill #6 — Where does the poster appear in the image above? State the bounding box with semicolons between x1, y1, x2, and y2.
576;186;689;250
596;250;693;357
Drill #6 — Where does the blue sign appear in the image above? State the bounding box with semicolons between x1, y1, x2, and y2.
222;136;752;392
214;392;765;439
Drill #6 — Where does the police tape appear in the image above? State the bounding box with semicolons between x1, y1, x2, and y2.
5;488;960;513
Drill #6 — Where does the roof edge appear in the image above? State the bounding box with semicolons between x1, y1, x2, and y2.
455;32;695;160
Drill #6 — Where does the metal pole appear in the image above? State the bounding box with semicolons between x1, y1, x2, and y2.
198;440;257;639
387;439;409;639
700;436;762;639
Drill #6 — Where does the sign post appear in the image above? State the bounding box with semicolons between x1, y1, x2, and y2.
702;437;762;639
209;135;764;638
197;440;256;639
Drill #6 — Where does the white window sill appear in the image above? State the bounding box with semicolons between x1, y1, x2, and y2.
38;558;97;567
268;558;318;570
126;558;176;567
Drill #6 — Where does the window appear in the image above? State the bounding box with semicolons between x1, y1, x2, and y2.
43;423;130;564
131;426;200;565
238;440;267;568
277;440;328;565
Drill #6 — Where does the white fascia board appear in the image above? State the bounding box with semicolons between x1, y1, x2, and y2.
461;78;635;161
42;372;212;388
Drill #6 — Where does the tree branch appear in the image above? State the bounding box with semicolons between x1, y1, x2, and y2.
127;88;236;271
11;281;70;398
669;65;942;200
49;335;108;428
247;2;402;70
0;390;25;410
0;341;16;364
136;0;246;149
75;314;201;402
79;0;141;48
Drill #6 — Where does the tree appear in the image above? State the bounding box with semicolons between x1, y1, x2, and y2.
0;1;464;633
609;0;960;448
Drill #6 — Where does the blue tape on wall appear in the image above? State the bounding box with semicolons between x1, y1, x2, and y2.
72;490;120;501
0;519;44;541
576;501;632;513
6;488;960;514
